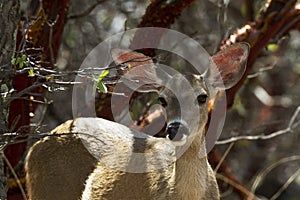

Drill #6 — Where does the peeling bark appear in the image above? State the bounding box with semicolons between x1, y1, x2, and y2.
0;0;21;199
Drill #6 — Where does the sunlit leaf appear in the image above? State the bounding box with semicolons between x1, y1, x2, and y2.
97;81;108;93
98;70;110;81
267;43;279;52
28;68;35;77
46;76;53;81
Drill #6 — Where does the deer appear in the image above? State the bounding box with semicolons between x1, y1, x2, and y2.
25;43;249;200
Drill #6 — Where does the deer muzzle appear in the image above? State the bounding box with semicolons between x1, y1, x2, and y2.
166;121;189;145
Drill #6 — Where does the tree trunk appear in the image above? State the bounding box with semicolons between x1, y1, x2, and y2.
0;0;21;199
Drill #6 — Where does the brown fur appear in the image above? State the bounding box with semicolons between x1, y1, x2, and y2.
82;141;219;200
81;75;220;200
26;43;249;200
25;120;97;200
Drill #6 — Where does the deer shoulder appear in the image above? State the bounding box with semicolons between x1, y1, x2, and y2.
25;120;97;200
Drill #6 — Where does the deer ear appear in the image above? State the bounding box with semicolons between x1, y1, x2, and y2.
205;42;250;90
111;49;169;93
111;49;156;68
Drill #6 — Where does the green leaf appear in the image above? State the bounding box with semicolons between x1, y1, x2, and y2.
16;57;22;64
16;57;24;68
97;81;107;93
28;68;35;77
267;44;279;52
98;70;110;81
93;70;109;93
19;61;24;69
11;58;16;65
21;54;27;61
25;61;30;67
12;54;29;68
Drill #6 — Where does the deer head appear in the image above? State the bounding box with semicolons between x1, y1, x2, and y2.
110;43;249;147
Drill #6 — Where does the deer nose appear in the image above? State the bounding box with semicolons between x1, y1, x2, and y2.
166;122;189;141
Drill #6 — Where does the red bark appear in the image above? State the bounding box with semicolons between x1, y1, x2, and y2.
7;0;70;198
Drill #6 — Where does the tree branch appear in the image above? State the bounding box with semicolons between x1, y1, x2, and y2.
216;106;300;145
222;0;299;108
0;0;20;198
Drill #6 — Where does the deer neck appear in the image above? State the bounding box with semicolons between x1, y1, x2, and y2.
174;128;209;199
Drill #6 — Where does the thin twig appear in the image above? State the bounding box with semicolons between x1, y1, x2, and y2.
217;173;258;200
3;153;27;200
251;155;300;193
275;14;300;40
68;0;106;19
3;82;43;107
216;106;300;145
270;168;300;200
46;14;59;65
247;65;275;79
214;142;235;173
17;67;57;74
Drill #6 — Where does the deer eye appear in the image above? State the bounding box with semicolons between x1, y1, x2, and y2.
197;94;208;104
158;97;167;107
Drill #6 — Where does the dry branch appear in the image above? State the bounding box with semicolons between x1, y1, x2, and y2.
223;0;299;108
209;1;300;199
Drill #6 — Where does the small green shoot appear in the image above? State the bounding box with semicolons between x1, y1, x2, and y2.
28;68;35;77
95;70;110;93
98;70;109;81
96;81;107;93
